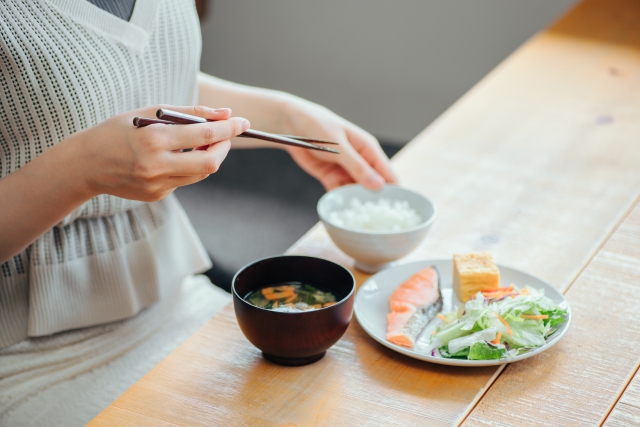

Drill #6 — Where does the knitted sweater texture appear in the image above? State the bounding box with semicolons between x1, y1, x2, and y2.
0;0;211;348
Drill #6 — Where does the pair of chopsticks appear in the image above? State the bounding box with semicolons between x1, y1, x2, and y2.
133;109;340;154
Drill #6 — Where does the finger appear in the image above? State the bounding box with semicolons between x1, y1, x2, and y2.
140;175;208;202
166;174;211;188
289;148;354;190
336;142;386;190
166;139;231;176
320;166;355;191
163;117;249;150
345;126;399;184
158;104;232;121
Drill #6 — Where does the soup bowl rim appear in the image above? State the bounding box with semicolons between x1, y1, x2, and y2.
231;254;356;314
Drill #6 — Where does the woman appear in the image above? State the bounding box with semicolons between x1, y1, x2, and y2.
0;0;395;424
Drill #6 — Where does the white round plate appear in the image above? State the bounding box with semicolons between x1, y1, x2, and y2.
354;259;571;367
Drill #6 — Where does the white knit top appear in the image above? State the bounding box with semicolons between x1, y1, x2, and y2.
0;0;212;349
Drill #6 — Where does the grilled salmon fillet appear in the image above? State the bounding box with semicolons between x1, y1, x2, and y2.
386;267;442;348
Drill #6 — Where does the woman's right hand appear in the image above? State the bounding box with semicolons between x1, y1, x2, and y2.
69;105;249;202
0;105;248;263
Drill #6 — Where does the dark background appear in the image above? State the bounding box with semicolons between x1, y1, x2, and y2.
175;145;401;292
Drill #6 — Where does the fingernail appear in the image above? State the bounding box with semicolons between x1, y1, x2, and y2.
214;108;231;113
366;173;385;188
241;119;250;131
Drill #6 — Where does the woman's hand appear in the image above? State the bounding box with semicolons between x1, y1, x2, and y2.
196;73;396;191
283;101;398;191
0;104;248;263
73;105;250;201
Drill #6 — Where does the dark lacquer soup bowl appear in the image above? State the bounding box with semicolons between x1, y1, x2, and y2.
232;255;355;366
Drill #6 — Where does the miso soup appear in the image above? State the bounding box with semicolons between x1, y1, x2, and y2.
244;282;339;312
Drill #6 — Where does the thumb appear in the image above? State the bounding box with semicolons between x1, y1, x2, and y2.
155;105;233;121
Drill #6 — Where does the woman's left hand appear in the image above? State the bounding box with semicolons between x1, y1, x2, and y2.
283;101;398;191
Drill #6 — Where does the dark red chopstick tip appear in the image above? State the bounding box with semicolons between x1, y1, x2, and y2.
133;117;176;128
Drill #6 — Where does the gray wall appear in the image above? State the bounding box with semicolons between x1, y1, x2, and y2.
199;1;576;144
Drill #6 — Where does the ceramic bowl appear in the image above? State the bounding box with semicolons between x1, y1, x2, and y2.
232;255;355;366
317;184;436;273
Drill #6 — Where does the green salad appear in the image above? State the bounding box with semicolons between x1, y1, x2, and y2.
431;285;568;360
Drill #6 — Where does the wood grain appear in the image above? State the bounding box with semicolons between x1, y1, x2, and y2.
89;407;181;427
463;202;640;426
460;0;640;424
101;306;500;426
604;366;640;427
89;0;640;425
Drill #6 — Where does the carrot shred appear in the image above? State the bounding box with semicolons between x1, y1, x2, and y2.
494;312;513;336
490;331;502;345
264;290;295;300
430;331;437;335
482;284;514;294
437;314;447;322
482;285;517;299
483;291;515;297
520;314;548;320
519;289;530;295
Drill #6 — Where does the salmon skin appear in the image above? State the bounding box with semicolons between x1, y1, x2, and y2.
386;266;442;348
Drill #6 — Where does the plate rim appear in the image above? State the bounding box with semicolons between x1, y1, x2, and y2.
354;259;572;367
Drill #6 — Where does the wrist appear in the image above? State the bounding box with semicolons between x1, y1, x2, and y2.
266;91;302;137
52;132;101;201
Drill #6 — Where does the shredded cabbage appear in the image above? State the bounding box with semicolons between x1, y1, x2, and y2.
448;327;498;354
433;286;568;360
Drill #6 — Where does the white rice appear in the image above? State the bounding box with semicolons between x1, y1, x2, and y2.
327;198;422;232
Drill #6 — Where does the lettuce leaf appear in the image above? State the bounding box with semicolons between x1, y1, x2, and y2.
503;319;547;349
468;342;506;360
448;327;498;354
439;346;470;359
434;320;470;345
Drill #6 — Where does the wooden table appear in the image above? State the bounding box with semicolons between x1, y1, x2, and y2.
89;0;640;425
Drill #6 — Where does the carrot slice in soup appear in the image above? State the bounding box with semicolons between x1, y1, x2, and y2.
284;294;297;304
264;290;295;300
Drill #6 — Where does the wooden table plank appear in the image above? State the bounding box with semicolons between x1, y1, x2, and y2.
604;366;640;427
459;0;640;424
88;407;181;427
89;0;640;424
386;0;640;294
101;306;498;427
463;201;640;426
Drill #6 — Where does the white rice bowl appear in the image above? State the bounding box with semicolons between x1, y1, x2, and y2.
327;198;422;232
